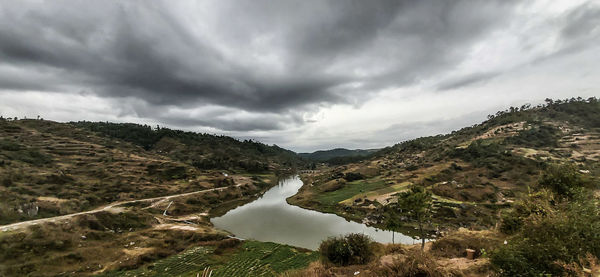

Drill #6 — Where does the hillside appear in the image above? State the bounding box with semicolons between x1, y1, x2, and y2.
0;119;307;276
290;97;600;229
299;148;378;163
0;119;302;226
72;121;305;172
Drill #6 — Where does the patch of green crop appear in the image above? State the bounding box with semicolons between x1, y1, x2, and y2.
211;241;318;276
100;241;317;277
317;179;388;205
99;246;216;277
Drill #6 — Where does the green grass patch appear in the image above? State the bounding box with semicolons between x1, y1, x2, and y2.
375;181;411;195
317;179;388;205
340;181;411;204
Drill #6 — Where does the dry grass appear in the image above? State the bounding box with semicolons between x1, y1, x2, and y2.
375;249;464;277
556;253;600;276
430;229;504;259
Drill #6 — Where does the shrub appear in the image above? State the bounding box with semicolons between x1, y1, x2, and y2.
0;139;22;151
343;172;364;182
538;163;587;197
498;211;523;235
491;192;600;276
318;233;375;266
213;238;241;255
1;176;13;187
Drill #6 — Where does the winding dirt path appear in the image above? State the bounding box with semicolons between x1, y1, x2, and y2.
0;185;240;232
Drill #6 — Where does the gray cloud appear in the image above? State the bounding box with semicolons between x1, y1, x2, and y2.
0;1;519;128
561;3;600;41
0;0;598;141
436;72;500;91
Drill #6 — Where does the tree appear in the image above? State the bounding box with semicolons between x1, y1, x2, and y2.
385;215;401;244
396;185;433;250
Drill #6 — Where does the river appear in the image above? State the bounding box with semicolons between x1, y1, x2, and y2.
210;176;416;250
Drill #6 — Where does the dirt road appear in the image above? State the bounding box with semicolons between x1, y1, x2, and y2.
0;185;240;232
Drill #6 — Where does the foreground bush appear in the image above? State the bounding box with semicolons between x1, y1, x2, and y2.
491;192;600;276
318;233;376;266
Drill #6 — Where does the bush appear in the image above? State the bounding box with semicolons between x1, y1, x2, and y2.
1;176;13;187
318;233;375;266
343;172;364;182
538;163;587;197
491;192;600;276
0;139;22;151
213;238;241;255
498;211;523;235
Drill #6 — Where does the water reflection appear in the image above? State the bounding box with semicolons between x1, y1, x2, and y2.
211;176;416;250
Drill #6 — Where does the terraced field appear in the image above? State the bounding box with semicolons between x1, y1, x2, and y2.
101;241;318;277
0;120;208;225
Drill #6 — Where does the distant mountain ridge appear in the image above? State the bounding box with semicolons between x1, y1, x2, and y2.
299;148;378;162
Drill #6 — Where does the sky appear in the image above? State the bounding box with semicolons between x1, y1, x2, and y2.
0;0;599;152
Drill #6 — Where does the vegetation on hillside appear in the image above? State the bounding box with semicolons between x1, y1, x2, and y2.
299;148;378;165
72;121;305;172
289;97;600;270
0;119;259;225
491;164;599;276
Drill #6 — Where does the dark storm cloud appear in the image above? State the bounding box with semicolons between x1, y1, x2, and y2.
0;0;594;132
560;2;600;41
157;114;299;132
436;72;500;91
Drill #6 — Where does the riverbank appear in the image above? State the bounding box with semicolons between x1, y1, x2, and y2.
211;176;414;250
287;174;435;238
287;171;503;237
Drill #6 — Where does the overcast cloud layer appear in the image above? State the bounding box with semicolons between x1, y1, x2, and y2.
0;0;599;152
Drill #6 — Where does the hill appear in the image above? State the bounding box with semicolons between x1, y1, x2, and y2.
289;97;600;229
0;119;302;226
72;121;304;172
0;118;302;276
299;148;378;162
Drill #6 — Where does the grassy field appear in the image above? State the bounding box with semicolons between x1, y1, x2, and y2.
100;240;318;277
339;181;411;205
316;178;388;205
